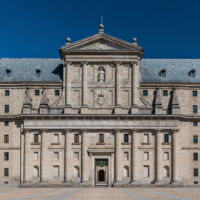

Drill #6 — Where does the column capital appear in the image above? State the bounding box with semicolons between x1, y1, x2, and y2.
114;129;121;133
114;61;121;66
66;61;72;65
81;61;88;66
81;129;88;134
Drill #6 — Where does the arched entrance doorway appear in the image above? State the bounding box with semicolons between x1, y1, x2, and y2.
98;170;105;181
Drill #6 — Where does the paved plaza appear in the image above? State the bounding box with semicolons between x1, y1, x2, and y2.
0;187;200;200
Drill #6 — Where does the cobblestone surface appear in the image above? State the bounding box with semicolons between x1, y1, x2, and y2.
0;187;200;200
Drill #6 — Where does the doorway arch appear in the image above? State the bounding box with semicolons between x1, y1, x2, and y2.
98;170;105;181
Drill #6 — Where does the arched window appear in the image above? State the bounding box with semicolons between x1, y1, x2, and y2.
189;69;196;77
98;67;105;82
164;166;170;177
33;166;39;177
159;69;166;77
35;69;41;77
74;166;79;178
123;166;129;178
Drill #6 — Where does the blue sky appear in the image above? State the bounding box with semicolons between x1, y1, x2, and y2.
0;0;200;58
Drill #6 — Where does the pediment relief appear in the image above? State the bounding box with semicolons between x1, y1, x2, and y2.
59;33;143;56
80;41;120;50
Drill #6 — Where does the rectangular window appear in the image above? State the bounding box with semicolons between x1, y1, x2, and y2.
4;168;9;177
5;90;9;96
53;166;59;178
34;152;38;161
4;121;9;126
193;152;198;161
5;105;9;113
193;90;198;97
34;134;39;144
124;152;129;160
143;165;150;177
124;134;129;143
4;135;9;143
55;90;60;96
143;134;149;143
35;90;40;96
99;134;104;144
194;168;198;177
144;152;149;161
193;105;198;113
194;181;198;184
193;121;198;126
143;90;148;96
53;134;59;143
74;134;79;144
74;152;79;160
193;135;198;144
164;133;169;143
164;152;169;160
4;152;9;161
54;152;59;160
163;90;168;96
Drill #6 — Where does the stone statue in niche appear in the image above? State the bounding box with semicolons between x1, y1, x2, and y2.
98;67;105;82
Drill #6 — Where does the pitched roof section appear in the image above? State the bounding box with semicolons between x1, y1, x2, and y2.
0;58;63;82
140;59;200;83
59;33;144;58
1;58;200;83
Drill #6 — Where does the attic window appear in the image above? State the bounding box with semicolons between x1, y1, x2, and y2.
6;69;11;77
189;69;196;77
35;69;41;77
159;69;166;77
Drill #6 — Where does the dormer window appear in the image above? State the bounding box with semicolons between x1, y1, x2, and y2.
35;69;41;77
159;69;166;78
189;69;196;77
6;69;11;77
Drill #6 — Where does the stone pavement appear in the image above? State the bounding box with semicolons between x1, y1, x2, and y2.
0;187;200;200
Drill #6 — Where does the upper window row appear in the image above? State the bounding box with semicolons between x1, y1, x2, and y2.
143;90;198;97
35;90;60;96
159;69;196;78
5;69;42;77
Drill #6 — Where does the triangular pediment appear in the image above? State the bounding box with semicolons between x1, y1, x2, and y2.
59;33;143;57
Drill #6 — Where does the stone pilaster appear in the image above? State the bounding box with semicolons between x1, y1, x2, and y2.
130;130;139;183
82;62;88;107
65;130;72;182
24;130;29;182
171;131;179;184
130;62;139;114
81;130;89;185
65;62;71;107
40;130;45;182
114;130;122;183
115;62;121;107
155;130;163;183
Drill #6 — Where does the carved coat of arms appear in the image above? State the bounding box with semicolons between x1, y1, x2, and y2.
96;90;106;105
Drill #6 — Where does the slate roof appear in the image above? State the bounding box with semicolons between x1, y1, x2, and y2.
1;58;200;83
140;59;200;83
0;58;63;82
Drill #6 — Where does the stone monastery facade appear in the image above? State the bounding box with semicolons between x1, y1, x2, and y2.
1;24;200;186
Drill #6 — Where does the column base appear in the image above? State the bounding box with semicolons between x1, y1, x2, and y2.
64;105;73;114
113;180;129;187
80;105;89;114
170;181;182;186
130;105;139;114
113;106;122;114
80;181;90;187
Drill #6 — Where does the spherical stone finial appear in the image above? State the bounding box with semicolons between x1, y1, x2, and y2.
66;37;71;43
99;23;104;29
99;24;104;33
132;38;137;43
